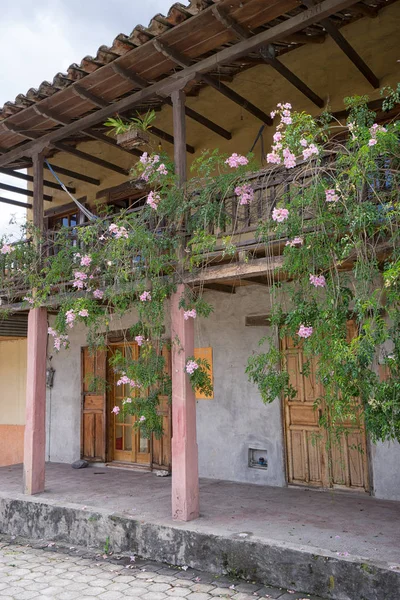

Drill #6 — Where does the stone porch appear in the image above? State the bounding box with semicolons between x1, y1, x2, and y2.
0;463;399;600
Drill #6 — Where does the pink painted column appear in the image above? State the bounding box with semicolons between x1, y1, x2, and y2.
171;284;200;521
23;307;48;495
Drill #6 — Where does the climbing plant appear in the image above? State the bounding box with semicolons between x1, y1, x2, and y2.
0;90;399;445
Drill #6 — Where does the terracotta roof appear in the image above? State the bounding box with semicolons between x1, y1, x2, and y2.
0;0;396;169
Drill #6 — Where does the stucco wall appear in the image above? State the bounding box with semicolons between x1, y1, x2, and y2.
195;286;285;486
0;338;27;466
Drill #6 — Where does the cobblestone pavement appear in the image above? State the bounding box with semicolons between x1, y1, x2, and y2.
0;536;323;600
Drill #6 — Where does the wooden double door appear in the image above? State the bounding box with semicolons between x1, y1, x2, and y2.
281;323;369;492
81;342;171;470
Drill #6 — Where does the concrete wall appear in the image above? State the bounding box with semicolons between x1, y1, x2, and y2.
0;338;27;466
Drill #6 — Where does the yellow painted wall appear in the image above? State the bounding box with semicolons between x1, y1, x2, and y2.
0;338;27;425
37;3;400;211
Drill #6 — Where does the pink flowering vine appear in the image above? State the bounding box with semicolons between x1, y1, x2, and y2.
225;153;249;168
93;289;104;300
65;309;76;328
109;223;129;239
298;324;313;338
185;360;199;375
135;335;145;346
111;406;120;415
78;309;89;317
48;327;68;351
325;189;339;203
234;184;254;205
183;309;197;320
157;163;168;175
1;244;12;254
368;123;386;146
117;375;141;388
272;207;289;222
146;191;161;210
302;142;319;160
285;237;303;247
80;255;92;267
139;290;151;302
23;296;34;305
309;274;326;288
139;415;146;422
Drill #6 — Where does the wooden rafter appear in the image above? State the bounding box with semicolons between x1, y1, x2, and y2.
0;181;52;202
111;63;232;140
53;142;129;176
43;163;100;186
212;4;324;108
72;82;195;153
203;283;236;294
0;196;32;209
32;105;142;158
0;168;75;193
303;0;379;88
153;39;273;125
0;0;366;167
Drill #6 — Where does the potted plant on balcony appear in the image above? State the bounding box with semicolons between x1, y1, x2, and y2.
104;109;156;149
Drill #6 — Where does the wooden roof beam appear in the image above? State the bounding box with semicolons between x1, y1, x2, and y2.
0;168;76;193
0;0;366;167
303;0;379;88
0;181;52;202
111;62;231;140
33;104;142;158
43;163;100;186
53;142;129;176
71;82;195;153
212;4;324;108
153;39;273;125
0;196;32;209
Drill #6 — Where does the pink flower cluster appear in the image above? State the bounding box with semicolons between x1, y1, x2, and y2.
93;289;104;300
157;163;168;175
285;236;303;247
183;309;197;320
123;397;132;405
309;274;326;288
283;147;296;169
272;207;289;222
73;271;88;289
1;244;12;254
301;142;319;160
23;296;34;305
298;324;313;338
139;415;146;423
325;189;339;203
234;184;254;205
147;191;161;210
111;406;120;415
109;223;129;239
225;153;249;168
185;360;199;375
139;152;161;181
135;335;145;346
80;255;92;267
78;309;89;317
117;374;141;388
48;327;69;351
139;291;151;302
368;123;386;146
65;309;76;328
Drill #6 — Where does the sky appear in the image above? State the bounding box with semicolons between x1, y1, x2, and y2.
0;0;181;238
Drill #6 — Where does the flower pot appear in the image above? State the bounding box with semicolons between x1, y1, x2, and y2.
116;129;150;149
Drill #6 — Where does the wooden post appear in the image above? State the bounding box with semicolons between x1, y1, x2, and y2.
23;150;48;495
170;89;200;521
171;89;187;186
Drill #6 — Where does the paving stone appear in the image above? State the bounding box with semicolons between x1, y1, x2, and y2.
9;591;39;600
191;583;214;593
149;583;173;592
123;587;150;597
186;593;212;600
166;588;192;597
79;588;108;597
98;592;125;600
253;587;284;599
209;588;235;597
235;583;261;594
231;594;258;600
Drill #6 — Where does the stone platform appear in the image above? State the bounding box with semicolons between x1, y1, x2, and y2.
0;463;399;600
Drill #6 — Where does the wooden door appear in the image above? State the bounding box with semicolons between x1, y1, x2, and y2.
81;346;107;462
152;345;172;471
281;322;369;492
108;343;151;466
